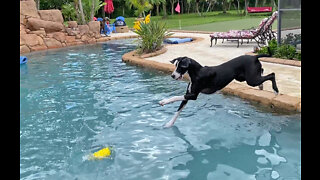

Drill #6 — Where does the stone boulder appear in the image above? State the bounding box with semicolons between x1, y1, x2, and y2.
67;21;78;28
28;28;46;37
20;25;27;35
88;21;100;34
78;25;89;35
66;36;76;43
38;10;64;23
27;18;65;33
44;37;63;49
20;0;40;19
49;32;66;43
20;45;31;54
66;28;80;36
20;34;44;47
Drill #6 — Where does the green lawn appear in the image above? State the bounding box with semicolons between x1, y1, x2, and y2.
113;10;273;32
179;18;278;32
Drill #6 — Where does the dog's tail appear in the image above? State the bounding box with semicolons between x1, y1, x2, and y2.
255;47;272;59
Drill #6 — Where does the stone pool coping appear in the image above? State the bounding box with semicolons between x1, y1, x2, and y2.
122;46;301;113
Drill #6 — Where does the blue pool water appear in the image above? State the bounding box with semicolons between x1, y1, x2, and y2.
20;39;301;180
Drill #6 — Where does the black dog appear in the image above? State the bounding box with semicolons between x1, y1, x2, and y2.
159;53;279;127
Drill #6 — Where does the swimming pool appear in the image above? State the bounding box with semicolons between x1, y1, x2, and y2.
20;39;301;180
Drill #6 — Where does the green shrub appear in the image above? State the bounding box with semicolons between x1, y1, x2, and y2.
295;51;301;61
134;21;172;54
61;3;77;21
274;44;297;60
257;39;277;55
257;39;301;60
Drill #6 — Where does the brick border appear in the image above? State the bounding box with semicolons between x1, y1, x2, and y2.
122;49;301;113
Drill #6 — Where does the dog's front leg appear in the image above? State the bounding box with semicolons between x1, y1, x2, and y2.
164;100;188;128
159;96;185;106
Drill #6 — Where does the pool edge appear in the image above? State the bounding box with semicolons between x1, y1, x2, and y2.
122;49;301;113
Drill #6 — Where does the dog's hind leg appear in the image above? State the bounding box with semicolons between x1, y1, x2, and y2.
258;68;264;90
164;100;188;128
246;72;279;95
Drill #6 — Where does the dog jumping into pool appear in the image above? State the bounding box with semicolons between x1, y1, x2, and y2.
159;50;279;128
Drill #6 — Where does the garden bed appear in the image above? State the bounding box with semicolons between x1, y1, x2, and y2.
245;52;301;67
138;36;204;58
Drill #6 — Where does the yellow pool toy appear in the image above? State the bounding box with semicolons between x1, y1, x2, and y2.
88;147;111;160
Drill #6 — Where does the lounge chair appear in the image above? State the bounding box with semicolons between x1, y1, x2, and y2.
210;11;278;48
247;7;272;13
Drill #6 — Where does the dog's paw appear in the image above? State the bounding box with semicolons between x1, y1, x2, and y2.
159;99;168;106
258;84;264;90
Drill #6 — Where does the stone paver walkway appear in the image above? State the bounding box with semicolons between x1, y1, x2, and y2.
143;32;301;98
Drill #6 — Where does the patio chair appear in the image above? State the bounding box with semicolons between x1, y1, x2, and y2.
261;11;278;41
209;11;278;48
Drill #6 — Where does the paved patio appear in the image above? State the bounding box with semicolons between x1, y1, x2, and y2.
111;31;301;99
146;32;301;99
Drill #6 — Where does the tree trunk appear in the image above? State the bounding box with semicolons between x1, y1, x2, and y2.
171;0;174;15
74;0;81;23
187;2;190;14
78;0;86;24
196;0;201;16
206;1;212;13
123;6;125;16
244;0;248;16
181;0;183;14
255;0;258;7
90;0;95;21
262;0;266;6
201;1;205;13
222;0;227;13
273;0;278;9
171;4;174;15
156;4;160;16
237;0;240;14
162;1;167;18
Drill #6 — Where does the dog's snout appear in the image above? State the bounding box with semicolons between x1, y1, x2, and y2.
171;74;175;79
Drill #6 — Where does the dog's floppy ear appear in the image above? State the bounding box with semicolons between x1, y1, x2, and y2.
179;57;191;68
170;59;177;64
170;56;188;65
170;57;182;64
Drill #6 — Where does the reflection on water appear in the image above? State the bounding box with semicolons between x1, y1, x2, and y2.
20;39;301;180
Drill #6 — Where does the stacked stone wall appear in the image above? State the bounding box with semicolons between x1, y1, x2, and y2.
20;0;102;54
